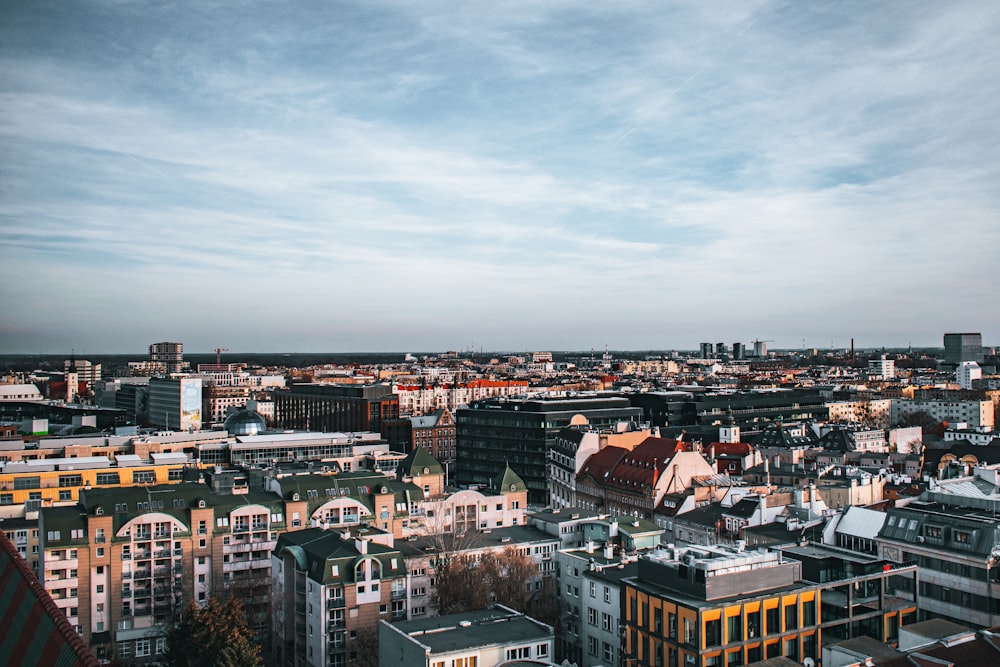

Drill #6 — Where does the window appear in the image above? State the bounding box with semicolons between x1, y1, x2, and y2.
727;614;742;642
59;474;83;487
603;612;614;632
955;530;971;544
135;638;151;657
603;642;614;663
132;470;156;484
94;471;120;485
766;607;780;634
118;641;132;658
604;585;611;603
59;490;72;501
784;604;797;631
537;644;548;657
588;636;599;656
590;581;597;597
0;494;11;505
588;607;598;626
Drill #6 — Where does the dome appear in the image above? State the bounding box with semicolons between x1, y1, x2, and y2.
224;409;267;436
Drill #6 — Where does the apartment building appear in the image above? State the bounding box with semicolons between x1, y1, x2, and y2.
549;424;652;510
38;483;292;663
272;527;407;667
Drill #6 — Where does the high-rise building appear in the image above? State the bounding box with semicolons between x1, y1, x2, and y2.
943;333;983;365
148;342;186;374
699;343;713;358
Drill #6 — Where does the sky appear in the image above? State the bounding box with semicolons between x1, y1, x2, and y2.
1;1;998;354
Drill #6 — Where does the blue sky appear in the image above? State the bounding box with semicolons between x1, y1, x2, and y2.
2;1;998;354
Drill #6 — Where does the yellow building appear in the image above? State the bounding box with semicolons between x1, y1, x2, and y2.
622;544;917;667
0;453;202;510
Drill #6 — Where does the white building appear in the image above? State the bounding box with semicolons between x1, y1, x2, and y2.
867;355;895;380
891;398;994;429
379;606;555;667
957;361;982;390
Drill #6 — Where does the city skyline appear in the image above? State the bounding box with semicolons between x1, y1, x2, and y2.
2;1;999;354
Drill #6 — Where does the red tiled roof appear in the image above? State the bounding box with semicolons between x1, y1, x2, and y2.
0;532;100;667
600;437;686;491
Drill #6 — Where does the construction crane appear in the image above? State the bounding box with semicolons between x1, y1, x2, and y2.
213;347;229;365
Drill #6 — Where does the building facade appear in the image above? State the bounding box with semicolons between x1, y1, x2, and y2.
456;397;643;505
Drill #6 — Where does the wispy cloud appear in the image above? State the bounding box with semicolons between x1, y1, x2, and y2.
1;0;998;352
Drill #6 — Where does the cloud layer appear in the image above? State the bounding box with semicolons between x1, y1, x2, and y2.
2;0;998;353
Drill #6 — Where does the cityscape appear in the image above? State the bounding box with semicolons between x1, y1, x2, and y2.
1;334;1000;667
3;1;1000;667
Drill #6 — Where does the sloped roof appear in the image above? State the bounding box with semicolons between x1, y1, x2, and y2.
600;437;685;492
577;446;628;483
397;447;444;477
835;506;887;540
0;532;100;666
491;464;527;493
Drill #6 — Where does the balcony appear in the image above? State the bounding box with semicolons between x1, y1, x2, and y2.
328;617;345;629
122;572;132;579
327;597;346;610
391;589;406;600
391;610;407;621
121;553;132;561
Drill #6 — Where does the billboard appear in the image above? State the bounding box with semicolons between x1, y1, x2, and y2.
180;378;202;431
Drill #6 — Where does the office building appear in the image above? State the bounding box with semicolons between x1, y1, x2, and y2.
944;333;983;365
272;384;407;448
455;397;643;505
148;377;202;431
622;543;917;667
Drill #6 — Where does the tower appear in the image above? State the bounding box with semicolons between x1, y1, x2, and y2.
719;407;740;444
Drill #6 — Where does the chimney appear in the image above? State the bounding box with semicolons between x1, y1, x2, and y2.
586;540;595;554
355;537;368;554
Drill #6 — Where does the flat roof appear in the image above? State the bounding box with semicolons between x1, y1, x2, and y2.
391;608;551;654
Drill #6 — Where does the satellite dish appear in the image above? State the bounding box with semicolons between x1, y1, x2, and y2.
803;658;816;667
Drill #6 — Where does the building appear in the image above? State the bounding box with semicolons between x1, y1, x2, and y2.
273;526;407;667
272;384;407;447
456;396;643;505
575;438;716;520
549;424;652;510
827;399;893;429
944;333;984;366
378;605;555;667
148;342;187;374
409;409;456;464
0;451;195;510
958;361;983;390
556;543;640;666
0;531;101;666
868;355;895;380
875;471;1000;628
393;379;529;417
622;543;918;667
38;482;292;663
148;377;202;431
892;398;994;429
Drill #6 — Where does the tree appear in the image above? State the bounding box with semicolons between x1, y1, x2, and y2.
164;597;261;667
432;546;537;615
